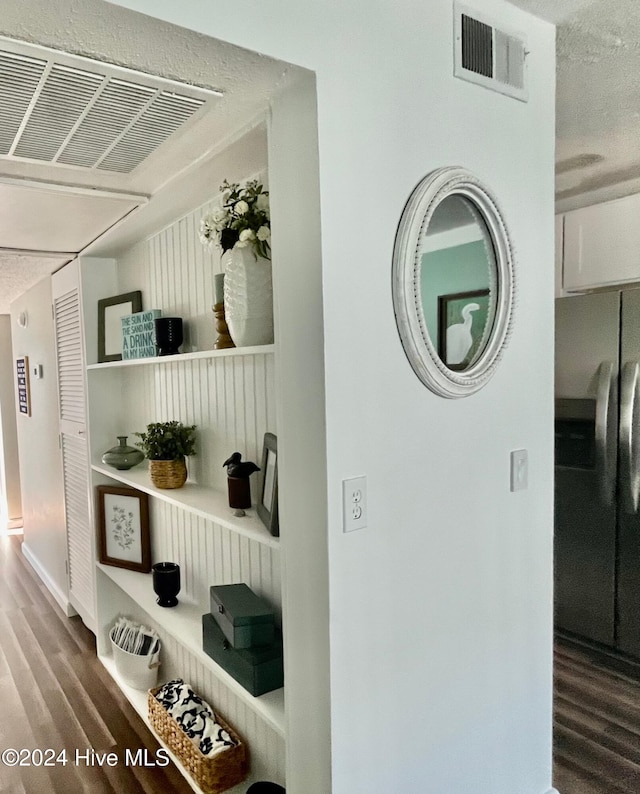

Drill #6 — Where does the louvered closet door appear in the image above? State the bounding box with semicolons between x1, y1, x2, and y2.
52;266;96;632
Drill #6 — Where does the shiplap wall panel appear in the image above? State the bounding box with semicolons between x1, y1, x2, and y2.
124;354;277;493
111;599;286;791
107;174;283;786
148;501;282;616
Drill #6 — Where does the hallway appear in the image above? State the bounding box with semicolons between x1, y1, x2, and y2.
0;533;190;793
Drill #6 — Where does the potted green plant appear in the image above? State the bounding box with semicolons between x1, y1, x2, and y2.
134;421;196;489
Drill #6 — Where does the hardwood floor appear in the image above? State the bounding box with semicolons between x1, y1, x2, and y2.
0;534;192;794
6;527;640;794
554;638;640;794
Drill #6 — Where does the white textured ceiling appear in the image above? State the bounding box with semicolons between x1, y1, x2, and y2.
512;0;640;209
0;0;293;314
0;254;71;313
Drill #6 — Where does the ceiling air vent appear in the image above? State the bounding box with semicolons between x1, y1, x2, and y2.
0;38;222;174
454;3;528;102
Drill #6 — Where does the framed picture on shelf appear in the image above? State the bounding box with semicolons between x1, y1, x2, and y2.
437;288;490;371
96;485;151;572
98;290;142;362
257;432;279;537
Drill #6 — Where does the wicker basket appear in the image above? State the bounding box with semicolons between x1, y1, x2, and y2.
148;686;248;793
149;458;187;489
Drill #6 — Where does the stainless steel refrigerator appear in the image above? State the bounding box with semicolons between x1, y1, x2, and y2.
555;288;640;657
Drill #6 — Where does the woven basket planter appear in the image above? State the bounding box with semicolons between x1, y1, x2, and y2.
148;687;248;793
149;458;187;489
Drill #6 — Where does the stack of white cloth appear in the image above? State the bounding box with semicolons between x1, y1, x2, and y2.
154;679;237;757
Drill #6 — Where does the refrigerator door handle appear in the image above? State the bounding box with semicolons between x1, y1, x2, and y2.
620;361;640;514
596;360;617;506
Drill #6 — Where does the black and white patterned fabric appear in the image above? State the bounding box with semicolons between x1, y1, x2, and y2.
154;678;237;757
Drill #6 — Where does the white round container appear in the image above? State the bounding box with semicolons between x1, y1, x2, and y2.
110;628;161;690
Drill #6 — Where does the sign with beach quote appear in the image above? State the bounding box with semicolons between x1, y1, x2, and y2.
121;310;161;360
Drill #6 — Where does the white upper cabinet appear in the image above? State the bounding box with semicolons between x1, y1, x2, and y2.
563;192;640;291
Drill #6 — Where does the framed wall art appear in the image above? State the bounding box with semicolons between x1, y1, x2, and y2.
257;432;279;537
97;485;151;572
98;290;142;362
437;288;490;371
15;356;31;416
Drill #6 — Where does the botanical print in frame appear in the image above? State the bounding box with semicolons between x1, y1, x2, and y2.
97;485;151;572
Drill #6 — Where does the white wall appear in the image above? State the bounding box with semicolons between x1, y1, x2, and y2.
10;279;69;610
104;3;556;793
0;315;22;521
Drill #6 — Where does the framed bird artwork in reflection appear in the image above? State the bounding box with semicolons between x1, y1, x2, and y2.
437;288;490;371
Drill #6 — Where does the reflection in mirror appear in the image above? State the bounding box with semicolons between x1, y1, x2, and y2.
419;195;497;371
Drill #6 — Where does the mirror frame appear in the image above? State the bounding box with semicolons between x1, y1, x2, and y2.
392;166;516;398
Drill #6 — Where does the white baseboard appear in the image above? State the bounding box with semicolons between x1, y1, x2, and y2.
21;541;76;617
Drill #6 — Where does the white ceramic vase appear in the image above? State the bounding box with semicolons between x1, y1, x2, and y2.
223;245;274;347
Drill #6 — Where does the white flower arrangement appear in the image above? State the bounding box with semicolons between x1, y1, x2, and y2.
199;179;271;259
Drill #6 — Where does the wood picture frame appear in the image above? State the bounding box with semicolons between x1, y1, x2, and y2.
97;485;151;572
15;356;31;416
257;432;279;537
98;290;142;362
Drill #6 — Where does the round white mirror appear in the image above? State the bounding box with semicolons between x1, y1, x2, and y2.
392;167;515;398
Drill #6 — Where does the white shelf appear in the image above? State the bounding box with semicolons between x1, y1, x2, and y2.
97;563;285;738
98;654;254;794
91;461;279;549
87;345;274;370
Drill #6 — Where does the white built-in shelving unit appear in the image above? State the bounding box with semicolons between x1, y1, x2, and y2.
75;142;287;790
96;561;285;736
49;68;330;794
90;459;279;548
86;344;274;370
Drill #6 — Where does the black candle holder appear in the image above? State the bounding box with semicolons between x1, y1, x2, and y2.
152;562;181;607
154;317;183;356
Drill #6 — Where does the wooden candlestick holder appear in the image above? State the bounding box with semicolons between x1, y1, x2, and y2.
213;302;235;350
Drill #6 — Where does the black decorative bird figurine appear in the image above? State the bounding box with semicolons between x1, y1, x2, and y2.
223;452;260;479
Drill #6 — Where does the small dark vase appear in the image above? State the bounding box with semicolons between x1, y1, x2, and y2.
152;562;181;607
101;436;145;471
154;317;183;356
227;477;251;517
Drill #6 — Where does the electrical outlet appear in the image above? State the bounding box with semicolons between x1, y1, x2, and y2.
343;476;367;532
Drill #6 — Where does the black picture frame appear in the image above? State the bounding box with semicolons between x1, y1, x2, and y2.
98;290;142;362
257;432;279;537
97;485;151;572
437;288;490;371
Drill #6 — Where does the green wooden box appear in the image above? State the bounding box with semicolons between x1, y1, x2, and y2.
209;583;275;649
202;614;284;696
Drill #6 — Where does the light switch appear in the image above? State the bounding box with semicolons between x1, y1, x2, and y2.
510;449;528;492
